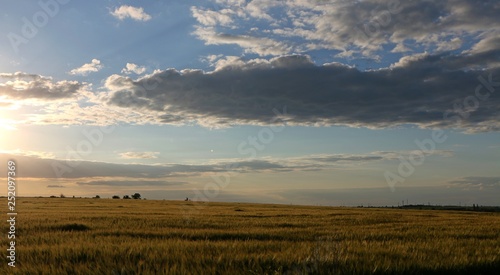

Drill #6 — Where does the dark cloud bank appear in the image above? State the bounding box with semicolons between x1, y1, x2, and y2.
105;53;500;132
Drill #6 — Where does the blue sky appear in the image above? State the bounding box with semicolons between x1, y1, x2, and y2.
1;0;499;205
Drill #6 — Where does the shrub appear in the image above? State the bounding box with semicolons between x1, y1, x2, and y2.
132;193;141;200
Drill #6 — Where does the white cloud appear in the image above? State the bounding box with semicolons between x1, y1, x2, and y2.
191;7;235;26
69;59;103;76
119;151;160;159
193;27;291;56
0;149;55;159
121;63;146;75
110;5;152;21
245;0;280;21
191;0;500;59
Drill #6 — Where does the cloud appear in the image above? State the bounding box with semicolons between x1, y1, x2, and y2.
0;149;55;159
0;153;224;180
69;59;103;76
121;63;146;75
47;185;65;188
469;33;500;54
0;72;43;80
24;100;169;127
191;7;235;26
201;54;224;67
76;180;185;187
0;153;174;179
0;72;85;101
119;151;159;159
104;54;500;132
8;1;500;132
193;27;291;56
228;150;453;172
0;150;452;180
191;0;500;58
111;5;152;21
448;176;500;189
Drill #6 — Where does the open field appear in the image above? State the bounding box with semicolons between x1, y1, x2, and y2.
3;197;500;274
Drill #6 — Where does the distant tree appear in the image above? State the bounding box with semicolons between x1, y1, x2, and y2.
50;195;57;198
60;194;66;198
123;195;131;199
112;195;120;199
132;193;141;200
94;195;100;199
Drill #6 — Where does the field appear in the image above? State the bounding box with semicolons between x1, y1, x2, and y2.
3;197;500;274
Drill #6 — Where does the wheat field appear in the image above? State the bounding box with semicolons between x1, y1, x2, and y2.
3;197;500;274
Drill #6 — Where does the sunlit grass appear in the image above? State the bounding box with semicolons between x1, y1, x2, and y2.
3;197;500;274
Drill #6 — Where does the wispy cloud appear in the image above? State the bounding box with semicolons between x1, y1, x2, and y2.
0;150;453;180
191;0;500;59
76;180;185;187
448;176;500;190
111;5;152;22
0;149;55;159
193;27;291;56
119;151;159;159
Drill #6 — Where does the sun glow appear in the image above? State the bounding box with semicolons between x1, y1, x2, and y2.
0;115;17;131
0;116;17;151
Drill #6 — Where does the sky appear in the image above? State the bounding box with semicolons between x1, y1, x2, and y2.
0;0;499;206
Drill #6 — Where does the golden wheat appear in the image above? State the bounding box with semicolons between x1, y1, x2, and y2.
2;198;499;274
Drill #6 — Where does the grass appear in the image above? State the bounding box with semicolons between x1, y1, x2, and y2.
3;197;500;274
